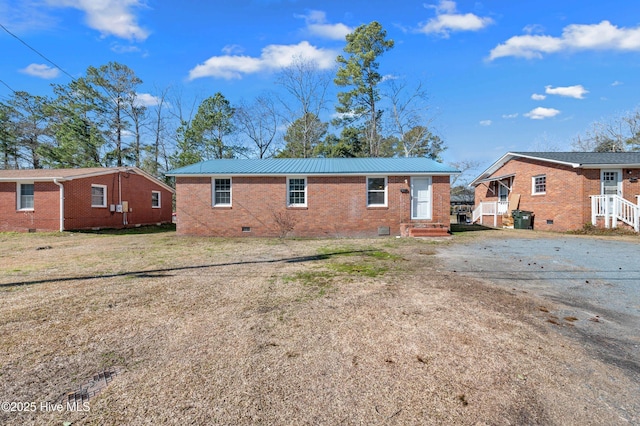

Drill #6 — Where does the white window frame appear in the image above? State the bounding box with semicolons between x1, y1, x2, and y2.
212;177;232;207
91;184;107;208
367;176;388;207
287;177;307;207
17;182;35;211
532;175;546;195
151;191;161;208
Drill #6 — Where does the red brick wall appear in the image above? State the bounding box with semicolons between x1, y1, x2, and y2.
63;172;173;230
0;181;60;231
0;171;173;232
176;175;451;237
474;158;640;231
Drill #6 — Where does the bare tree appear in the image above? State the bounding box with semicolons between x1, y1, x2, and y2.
571;109;640;152
448;159;481;188
275;56;332;157
139;85;171;177
235;95;280;158
126;97;148;168
383;79;445;159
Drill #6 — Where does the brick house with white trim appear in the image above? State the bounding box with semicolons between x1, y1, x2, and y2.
167;158;459;237
470;152;640;232
0;167;174;232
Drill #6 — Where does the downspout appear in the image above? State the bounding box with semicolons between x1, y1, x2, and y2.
53;179;64;232
119;172;127;225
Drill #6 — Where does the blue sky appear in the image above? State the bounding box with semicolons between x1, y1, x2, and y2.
1;0;640;170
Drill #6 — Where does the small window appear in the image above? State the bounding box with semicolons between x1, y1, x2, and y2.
287;177;307;207
152;191;161;208
367;177;387;207
91;185;107;207
17;183;34;210
532;175;546;194
213;178;232;207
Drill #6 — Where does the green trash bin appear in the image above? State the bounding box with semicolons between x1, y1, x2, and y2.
512;210;534;229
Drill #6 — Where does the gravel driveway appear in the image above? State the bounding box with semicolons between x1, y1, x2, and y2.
437;232;640;384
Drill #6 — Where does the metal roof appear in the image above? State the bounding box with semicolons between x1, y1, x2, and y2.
166;157;459;176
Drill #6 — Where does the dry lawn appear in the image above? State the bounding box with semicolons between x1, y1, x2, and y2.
0;229;637;425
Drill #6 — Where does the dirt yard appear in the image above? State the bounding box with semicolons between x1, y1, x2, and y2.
0;229;637;425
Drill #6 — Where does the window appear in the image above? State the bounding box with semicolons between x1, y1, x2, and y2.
498;179;510;202
367;177;387;207
91;184;107;207
532;175;546;194
17;183;34;210
213;178;232;207
287;177;307;207
152;191;161;208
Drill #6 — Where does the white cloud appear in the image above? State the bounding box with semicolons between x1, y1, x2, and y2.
135;93;162;107
502;113;519;119
0;1;57;33
297;10;352;40
545;84;588;99
110;43;141;54
479;120;492;126
222;44;244;55
489;20;640;60
523;24;545;35
611;80;623;86
524;107;561;120
531;93;546;101
45;0;149;41
188;41;337;80
19;63;60;79
381;74;399;82
419;0;493;37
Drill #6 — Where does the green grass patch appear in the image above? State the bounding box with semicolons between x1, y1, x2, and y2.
283;270;336;286
327;262;388;277
317;246;403;261
282;269;336;298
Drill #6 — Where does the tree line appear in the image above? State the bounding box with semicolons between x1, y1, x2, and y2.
571;109;640;152
0;22;448;179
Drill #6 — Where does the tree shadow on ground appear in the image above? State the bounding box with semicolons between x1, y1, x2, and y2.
0;250;373;288
450;223;496;233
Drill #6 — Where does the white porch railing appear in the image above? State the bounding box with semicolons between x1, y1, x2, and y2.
472;201;509;227
591;195;640;232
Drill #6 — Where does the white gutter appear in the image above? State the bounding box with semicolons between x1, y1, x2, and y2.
53;178;64;232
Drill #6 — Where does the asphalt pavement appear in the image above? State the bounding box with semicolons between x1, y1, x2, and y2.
436;233;640;383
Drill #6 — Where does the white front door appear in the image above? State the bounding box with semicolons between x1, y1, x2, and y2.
411;177;432;220
601;169;622;209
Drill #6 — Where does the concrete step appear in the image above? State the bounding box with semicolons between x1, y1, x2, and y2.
409;227;450;237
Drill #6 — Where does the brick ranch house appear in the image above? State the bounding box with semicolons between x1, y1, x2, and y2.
470;152;640;232
0;167;174;232
166;158;459;237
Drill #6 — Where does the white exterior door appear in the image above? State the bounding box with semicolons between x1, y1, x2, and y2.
411;177;432;220
601;169;622;209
